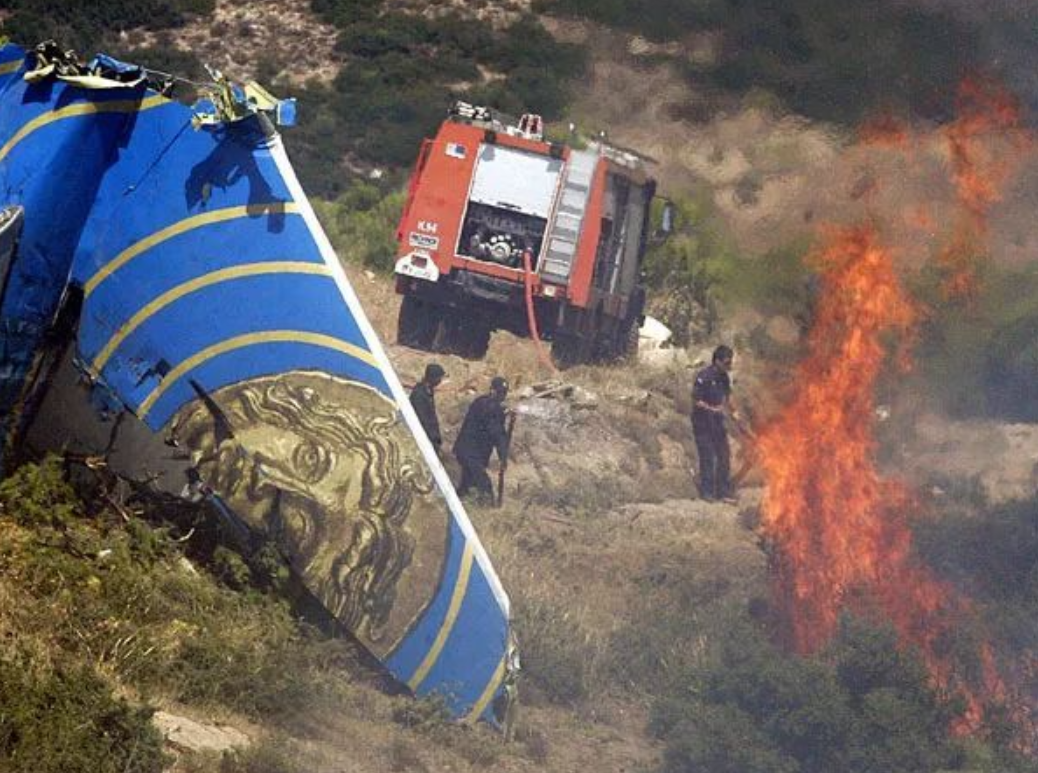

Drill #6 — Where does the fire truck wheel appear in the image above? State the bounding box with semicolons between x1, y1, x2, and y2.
618;322;640;361
551;334;586;369
397;296;438;350
461;324;491;359
439;319;491;359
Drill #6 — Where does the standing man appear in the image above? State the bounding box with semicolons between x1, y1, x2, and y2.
692;345;739;503
410;362;445;453
453;376;509;503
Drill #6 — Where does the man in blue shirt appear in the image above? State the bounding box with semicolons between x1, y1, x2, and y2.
692;345;739;503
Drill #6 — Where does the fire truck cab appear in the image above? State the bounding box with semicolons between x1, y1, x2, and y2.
394;103;657;366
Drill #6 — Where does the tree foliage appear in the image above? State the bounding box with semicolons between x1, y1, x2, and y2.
313;179;405;272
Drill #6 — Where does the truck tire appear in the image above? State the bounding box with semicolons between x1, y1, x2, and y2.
397;296;438;350
438;318;491;359
460;324;491;359
617;320;640;362
551;334;587;369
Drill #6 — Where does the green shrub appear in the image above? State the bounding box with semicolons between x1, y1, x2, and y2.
391;694;452;730
216;736;315;773
915;497;1038;609
644;191;814;350
0;454;79;529
212;544;253;590
0;646;167;773
915;495;1038;666
647;615;1017;773
290;6;586;194
657;702;799;773
0;459;356;732
643;193;732;345
913;265;1038;421
314;181;405;272
544;0;975;126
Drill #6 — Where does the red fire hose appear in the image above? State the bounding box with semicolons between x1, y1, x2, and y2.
521;248;558;373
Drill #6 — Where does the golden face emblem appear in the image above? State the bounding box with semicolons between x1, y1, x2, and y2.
171;371;448;653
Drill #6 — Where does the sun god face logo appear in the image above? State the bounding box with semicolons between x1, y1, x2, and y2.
171;371;447;653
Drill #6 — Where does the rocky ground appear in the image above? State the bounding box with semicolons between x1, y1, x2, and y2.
127;0;342;85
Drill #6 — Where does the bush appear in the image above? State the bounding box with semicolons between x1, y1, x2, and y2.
915;495;1038;674
642;193;732;345
912;265;1038;421
0;459;358;735
647;614;1030;773
0;454;79;529
290;6;586;194
314;181;406;272
658;702;799;773
0;647;167;773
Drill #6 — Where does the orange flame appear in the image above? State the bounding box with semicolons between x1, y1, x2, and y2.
859;114;910;150
938;78;1026;299
756;225;1004;730
756;224;917;653
946;78;1023;220
756;77;1031;737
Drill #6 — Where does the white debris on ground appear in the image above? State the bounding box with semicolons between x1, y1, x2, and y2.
517;381;599;409
638;316;693;368
153;711;250;755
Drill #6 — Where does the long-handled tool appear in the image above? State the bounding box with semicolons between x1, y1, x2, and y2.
496;411;518;508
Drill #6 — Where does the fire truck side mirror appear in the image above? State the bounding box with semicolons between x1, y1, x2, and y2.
651;199;675;245
660;200;675;236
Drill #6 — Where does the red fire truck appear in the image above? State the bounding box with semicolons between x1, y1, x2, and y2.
394;103;662;366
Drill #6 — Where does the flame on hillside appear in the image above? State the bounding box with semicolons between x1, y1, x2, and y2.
755;79;1030;735
938;79;1027;300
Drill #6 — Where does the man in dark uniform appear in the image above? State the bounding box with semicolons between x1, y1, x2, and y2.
409;362;445;453
692;345;738;503
453;376;509;503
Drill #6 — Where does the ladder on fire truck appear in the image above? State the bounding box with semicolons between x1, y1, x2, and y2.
540;149;599;283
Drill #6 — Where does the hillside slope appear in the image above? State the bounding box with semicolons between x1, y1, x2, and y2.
1;1;1038;770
